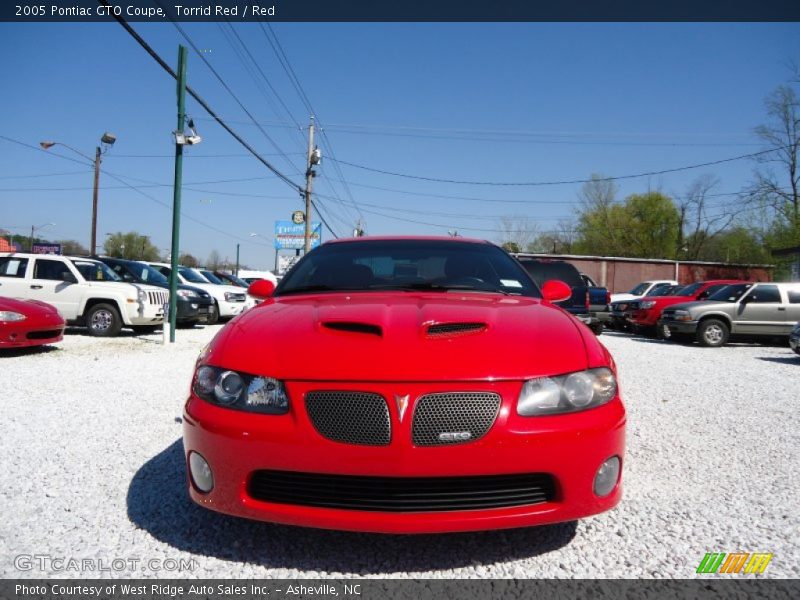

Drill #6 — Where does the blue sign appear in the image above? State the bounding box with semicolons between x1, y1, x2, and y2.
32;243;62;255
274;221;322;250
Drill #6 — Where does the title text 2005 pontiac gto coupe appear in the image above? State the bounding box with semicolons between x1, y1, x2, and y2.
183;237;625;533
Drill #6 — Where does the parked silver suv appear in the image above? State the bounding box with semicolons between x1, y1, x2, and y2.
658;282;800;347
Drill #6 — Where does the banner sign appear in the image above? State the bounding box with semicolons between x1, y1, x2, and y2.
31;243;62;255
274;221;321;250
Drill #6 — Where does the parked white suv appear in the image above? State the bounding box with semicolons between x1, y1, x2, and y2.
147;262;248;323
0;253;168;336
610;279;679;304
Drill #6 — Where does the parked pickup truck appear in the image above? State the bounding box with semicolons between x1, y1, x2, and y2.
515;257;610;334
0;253;168;336
658;282;800;347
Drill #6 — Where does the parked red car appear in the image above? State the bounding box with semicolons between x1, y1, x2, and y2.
183;237;626;533
626;280;748;335
0;296;65;349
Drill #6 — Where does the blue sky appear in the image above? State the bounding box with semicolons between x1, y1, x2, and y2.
1;22;799;268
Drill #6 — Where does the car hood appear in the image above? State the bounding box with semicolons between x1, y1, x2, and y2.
83;281;164;295
610;293;638;303
204;292;609;382
0;296;60;316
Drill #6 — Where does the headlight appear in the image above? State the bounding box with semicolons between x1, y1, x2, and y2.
639;300;656;309
673;310;692;321
0;311;26;322
192;365;289;414
517;368;617;416
224;292;245;302
137;289;146;302
177;289;198;299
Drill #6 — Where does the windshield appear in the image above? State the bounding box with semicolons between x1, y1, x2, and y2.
276;239;540;297
677;282;704;297
179;268;209;284
222;273;249;287
200;270;224;285
628;282;651;295
649;284;678;296
128;262;168;284
72;260;121;282
707;283;752;302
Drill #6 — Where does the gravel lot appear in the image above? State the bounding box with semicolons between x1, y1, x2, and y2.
2;324;798;578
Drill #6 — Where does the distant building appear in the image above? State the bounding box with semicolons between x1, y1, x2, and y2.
0;237;19;252
514;252;774;293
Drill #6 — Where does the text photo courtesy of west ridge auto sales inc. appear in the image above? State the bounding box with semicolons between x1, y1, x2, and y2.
1;1;799;598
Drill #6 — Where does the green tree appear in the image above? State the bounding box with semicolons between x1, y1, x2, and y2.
206;250;222;270
103;232;161;261
501;241;521;253
574;191;680;259
179;253;199;267
57;239;90;256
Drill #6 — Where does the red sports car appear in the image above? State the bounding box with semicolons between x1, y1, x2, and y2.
183;237;625;533
626;279;748;335
0;296;65;349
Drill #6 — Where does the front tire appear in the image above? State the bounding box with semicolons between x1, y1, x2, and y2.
85;303;122;337
206;301;220;325
696;319;729;347
589;322;604;335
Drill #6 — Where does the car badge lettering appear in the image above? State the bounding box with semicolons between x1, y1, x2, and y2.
439;431;472;442
395;394;410;422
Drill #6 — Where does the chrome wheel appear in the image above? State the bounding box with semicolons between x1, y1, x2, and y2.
90;309;114;332
704;324;724;344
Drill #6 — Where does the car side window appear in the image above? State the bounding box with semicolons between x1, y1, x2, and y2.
33;259;70;281
698;284;726;300
746;285;782;304
788;291;800;304
112;265;134;282
0;257;28;277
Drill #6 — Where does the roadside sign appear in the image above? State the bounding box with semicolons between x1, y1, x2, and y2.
31;243;62;255
291;210;305;224
274;221;321;250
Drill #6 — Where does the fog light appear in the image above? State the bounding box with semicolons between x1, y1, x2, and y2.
189;451;214;493
594;456;620;497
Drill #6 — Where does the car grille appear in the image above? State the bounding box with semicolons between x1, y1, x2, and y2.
626;302;639;310
305;391;391;446
412;392;501;446
247;470;556;512
147;290;169;306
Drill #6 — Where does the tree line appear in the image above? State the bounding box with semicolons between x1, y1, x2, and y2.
500;71;799;279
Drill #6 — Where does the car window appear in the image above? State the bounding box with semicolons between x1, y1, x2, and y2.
707;283;752;302
277;240;540;297
0;257;28;278
629;283;650;295
179;268;208;284
677;282;704;297
72;260;122;282
788;290;800;304
518;261;583;288
110;264;136;282
200;270;224;285
33;259;72;281
697;284;728;300
746;284;782;304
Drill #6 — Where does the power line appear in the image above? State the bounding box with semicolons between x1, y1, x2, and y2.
98;2;339;239
328;147;786;187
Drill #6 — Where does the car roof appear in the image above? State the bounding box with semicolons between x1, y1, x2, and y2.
325;235;492;245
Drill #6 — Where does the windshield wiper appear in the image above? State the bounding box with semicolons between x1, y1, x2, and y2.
277;284;337;296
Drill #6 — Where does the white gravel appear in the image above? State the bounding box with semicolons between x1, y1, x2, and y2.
1;325;798;578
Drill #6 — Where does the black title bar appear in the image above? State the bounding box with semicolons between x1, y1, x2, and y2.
2;0;800;22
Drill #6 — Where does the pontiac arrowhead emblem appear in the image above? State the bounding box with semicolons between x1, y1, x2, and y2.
395;394;410;422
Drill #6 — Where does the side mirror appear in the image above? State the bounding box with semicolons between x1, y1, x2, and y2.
541;279;572;303
61;271;77;284
248;279;275;300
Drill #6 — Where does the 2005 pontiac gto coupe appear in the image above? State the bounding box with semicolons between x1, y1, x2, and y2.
183;237;625;533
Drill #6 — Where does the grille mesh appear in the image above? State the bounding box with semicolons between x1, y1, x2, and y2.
147;290;169;306
248;470;556;512
427;322;487;338
306;391;391;446
412;392;501;446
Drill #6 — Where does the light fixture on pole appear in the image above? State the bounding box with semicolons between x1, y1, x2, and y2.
28;222;56;252
40;133;117;255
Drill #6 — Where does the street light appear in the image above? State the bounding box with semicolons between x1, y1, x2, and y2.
29;222;56;251
40;132;116;255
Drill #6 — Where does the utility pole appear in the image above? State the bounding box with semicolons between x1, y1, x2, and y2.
235;243;240;276
90;146;101;255
304;117;315;253
168;44;188;343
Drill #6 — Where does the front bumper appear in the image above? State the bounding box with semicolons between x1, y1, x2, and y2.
183;380;625;533
658;318;699;336
217;299;247;318
126;302;165;325
626;309;659;328
0;320;65;348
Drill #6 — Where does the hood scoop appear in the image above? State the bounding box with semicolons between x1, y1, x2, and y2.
322;321;382;337
427;322;487;338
